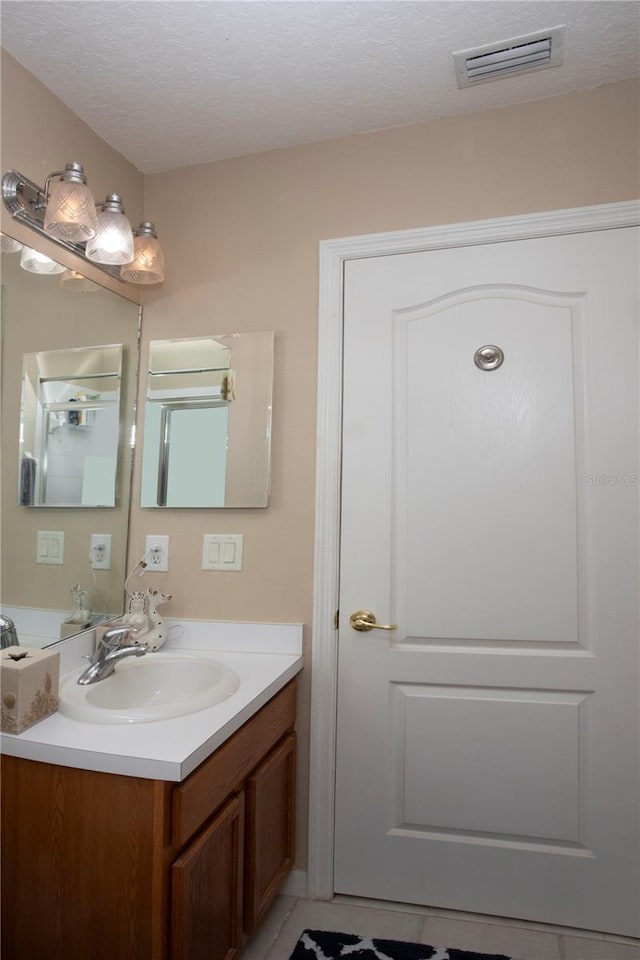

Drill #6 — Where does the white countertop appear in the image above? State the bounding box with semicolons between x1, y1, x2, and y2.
1;619;304;781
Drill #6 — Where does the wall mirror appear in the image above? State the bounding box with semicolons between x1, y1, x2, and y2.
140;332;273;508
20;343;123;507
1;238;140;648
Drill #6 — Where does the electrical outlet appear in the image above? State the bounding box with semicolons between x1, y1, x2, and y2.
90;534;112;570
145;535;170;572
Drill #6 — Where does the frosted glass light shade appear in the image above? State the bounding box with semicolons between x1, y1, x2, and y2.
44;164;97;242
121;223;165;284
20;246;66;275
86;208;134;265
59;269;100;293
0;232;23;253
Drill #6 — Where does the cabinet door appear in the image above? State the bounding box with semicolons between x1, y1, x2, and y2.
244;733;296;934
172;793;245;960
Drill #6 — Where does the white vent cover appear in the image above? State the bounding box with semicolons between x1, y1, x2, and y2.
454;26;565;88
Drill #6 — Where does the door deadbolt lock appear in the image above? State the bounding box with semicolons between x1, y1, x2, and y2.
349;610;398;632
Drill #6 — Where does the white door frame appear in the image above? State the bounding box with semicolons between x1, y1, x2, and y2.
308;199;640;900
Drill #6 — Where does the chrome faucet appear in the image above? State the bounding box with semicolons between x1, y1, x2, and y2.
77;625;146;685
0;615;19;649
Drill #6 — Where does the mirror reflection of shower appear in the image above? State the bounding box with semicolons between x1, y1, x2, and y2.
19;344;123;507
140;332;274;508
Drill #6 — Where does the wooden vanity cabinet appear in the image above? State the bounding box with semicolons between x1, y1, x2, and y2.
172;793;246;960
1;678;297;960
244;732;296;934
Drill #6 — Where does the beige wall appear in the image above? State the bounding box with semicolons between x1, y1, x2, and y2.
2;46;638;874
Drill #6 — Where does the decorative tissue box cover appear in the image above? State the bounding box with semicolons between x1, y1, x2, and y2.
1;646;60;734
60;617;94;639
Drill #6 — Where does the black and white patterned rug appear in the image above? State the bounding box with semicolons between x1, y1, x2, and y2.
289;930;513;960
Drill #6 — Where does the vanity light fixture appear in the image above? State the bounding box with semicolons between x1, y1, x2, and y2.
43;161;98;242
0;231;23;254
86;194;135;265
59;269;100;293
120;221;165;284
20;245;66;275
2;164;165;284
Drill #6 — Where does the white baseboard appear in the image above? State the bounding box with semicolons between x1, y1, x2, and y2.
282;869;308;897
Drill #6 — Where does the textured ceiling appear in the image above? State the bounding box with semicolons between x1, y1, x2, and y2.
1;1;638;174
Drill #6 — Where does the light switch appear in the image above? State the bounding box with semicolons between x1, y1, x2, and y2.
202;534;243;571
37;531;65;565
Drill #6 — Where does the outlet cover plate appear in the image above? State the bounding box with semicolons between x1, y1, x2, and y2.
90;534;112;570
145;535;170;572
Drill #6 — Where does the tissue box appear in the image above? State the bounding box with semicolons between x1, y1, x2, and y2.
59;617;94;639
1;646;60;734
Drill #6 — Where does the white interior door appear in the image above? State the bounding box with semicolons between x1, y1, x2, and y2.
334;227;640;936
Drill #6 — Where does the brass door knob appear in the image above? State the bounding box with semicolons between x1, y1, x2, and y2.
349;610;398;632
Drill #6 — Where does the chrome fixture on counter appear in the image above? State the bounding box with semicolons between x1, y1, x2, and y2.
77;625;146;685
0;615;19;649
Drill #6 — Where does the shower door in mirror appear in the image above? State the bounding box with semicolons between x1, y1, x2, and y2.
140;332;274;508
20;343;123;507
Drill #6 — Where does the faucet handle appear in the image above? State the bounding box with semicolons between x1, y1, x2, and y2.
100;625;131;650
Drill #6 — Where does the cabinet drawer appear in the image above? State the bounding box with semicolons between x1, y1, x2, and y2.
172;680;296;849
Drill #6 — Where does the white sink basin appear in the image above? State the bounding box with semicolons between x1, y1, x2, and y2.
59;652;240;724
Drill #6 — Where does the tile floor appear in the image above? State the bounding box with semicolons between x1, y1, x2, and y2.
242;896;640;960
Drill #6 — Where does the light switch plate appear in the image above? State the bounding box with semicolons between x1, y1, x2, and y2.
37;530;65;565
202;534;244;571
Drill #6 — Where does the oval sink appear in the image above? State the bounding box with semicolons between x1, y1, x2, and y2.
59;652;240;724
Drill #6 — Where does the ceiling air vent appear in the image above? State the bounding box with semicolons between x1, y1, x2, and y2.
453;26;565;88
